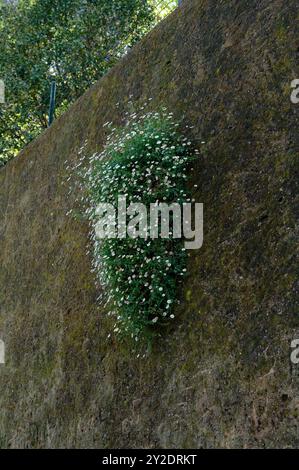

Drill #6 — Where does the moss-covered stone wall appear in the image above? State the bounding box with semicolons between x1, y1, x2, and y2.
0;0;298;448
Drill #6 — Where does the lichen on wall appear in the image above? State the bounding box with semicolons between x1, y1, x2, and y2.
0;0;298;448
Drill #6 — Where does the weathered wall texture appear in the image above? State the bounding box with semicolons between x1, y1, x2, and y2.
0;0;298;448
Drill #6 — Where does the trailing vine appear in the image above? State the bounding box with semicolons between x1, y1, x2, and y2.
75;108;197;342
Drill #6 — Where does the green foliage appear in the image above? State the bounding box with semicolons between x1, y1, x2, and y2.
0;0;176;167
76;108;196;342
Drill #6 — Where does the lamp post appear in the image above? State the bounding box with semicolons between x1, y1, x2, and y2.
48;81;56;126
0;80;5;104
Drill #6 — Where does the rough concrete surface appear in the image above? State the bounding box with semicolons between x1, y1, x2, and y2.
0;0;298;448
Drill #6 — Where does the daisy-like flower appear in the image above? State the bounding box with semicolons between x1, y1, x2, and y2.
70;107;197;343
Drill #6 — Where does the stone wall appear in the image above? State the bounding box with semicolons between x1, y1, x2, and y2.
0;0;298;448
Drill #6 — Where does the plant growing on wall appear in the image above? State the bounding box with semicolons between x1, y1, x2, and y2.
76;108;196;342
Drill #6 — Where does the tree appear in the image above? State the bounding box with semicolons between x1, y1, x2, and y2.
0;0;160;166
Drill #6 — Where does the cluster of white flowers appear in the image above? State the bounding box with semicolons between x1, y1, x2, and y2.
68;105;199;342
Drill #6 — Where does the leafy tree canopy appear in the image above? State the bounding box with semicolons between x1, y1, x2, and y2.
0;0;175;166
